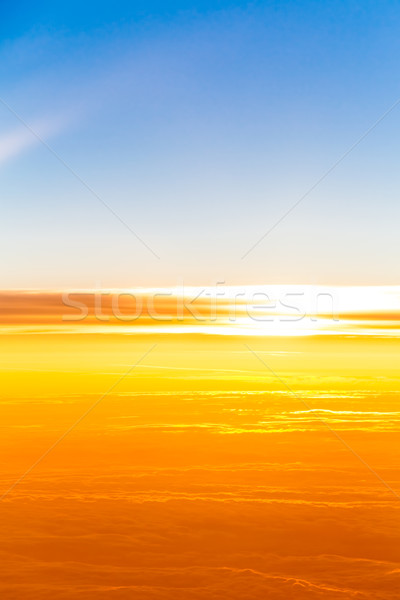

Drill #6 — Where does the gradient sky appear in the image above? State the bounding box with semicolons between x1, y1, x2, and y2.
1;0;400;288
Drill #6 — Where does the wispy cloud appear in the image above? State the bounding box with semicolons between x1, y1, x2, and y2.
0;115;65;165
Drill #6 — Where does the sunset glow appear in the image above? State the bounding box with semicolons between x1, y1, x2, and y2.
1;289;400;598
2;2;400;598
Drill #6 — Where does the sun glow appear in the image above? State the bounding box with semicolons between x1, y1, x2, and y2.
2;287;400;598
2;286;400;338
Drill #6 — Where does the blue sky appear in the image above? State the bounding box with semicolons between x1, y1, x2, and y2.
1;1;400;287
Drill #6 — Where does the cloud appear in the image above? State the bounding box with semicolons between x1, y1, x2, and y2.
0;115;65;165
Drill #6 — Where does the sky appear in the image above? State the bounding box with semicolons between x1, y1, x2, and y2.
1;0;400;288
3;6;400;597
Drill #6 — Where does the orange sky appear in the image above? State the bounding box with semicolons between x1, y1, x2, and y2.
3;1;400;596
1;290;400;598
